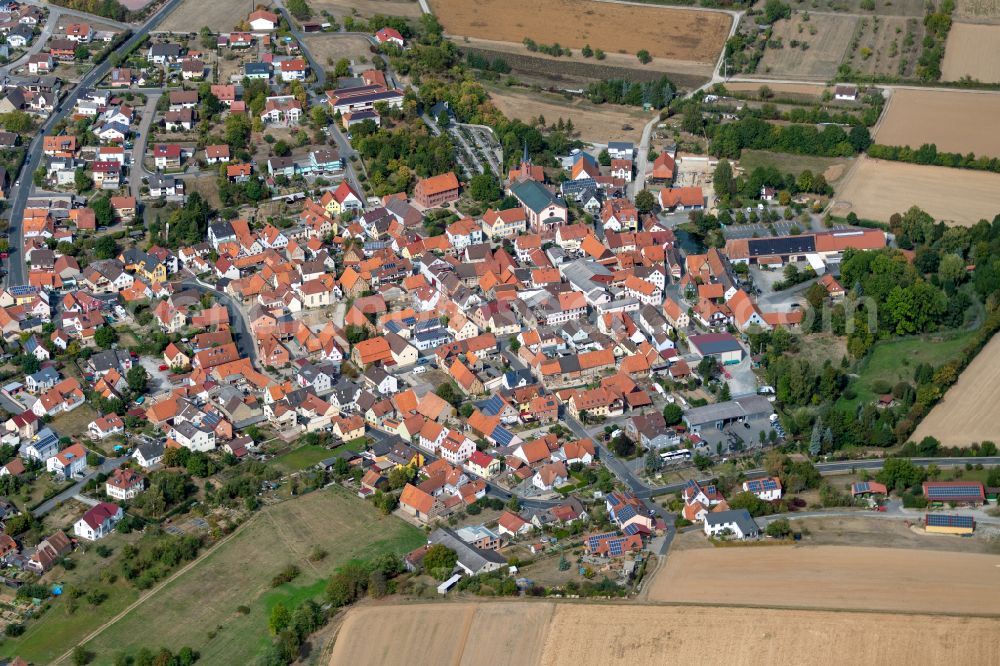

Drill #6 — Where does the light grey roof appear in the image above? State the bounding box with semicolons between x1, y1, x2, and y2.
684;395;772;427
428;528;506;575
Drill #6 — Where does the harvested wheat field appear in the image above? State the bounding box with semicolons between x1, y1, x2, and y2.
650;545;1000;614
956;0;1000;23
330;601;1000;665
488;87;652;143
875;88;1000;157
835;156;1000;225
430;0;730;64
942;23;1000;82
159;0;245;31
913;334;1000;447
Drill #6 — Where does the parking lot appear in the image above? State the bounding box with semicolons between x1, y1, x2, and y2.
695;415;781;456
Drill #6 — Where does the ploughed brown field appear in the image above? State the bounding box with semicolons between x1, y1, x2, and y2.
913;334;1000;447
329;601;1000;665
874;88;1000;157
834;156;1000;225
429;0;731;64
649;545;1000;614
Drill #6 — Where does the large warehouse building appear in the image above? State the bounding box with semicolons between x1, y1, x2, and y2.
688;333;743;365
683;395;774;433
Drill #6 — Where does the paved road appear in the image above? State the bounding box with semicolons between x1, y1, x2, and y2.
32;454;130;517
180;278;259;366
272;0;325;88
3;7;61;74
6;0;186;287
23;0;129;30
129;92;161;199
324;121;365;196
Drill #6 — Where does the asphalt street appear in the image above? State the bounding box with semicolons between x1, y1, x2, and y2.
6;0;186;286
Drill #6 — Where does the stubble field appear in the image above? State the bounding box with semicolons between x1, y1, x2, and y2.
430;0;730;64
834;156;1000;225
159;0;244;32
648;545;1000;614
942;23;1000;81
955;0;1000;23
301;34;374;68
330;601;1000;666
912;334;1000;447
874;88;1000;157
310;0;422;20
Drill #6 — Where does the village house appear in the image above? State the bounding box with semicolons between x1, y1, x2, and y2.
74;502;123;540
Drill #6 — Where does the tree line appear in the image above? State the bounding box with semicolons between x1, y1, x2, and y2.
585;77;675;108
709;116;872;159
867;143;1000;174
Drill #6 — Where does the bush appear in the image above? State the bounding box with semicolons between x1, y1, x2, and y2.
271;564;301;587
765;518;792;538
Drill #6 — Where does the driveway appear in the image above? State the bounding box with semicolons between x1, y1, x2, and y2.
180;278;259;367
130;92;162;199
32;455;131;517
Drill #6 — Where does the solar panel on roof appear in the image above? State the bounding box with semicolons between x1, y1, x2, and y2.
491;426;514;447
926;514;974;528
927;485;982;497
855;482;870;492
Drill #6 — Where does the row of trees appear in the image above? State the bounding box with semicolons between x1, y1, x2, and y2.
868;143;1000;174
710;117;871;159
586;77;674;108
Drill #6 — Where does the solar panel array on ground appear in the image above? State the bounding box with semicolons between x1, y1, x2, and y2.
925;514;974;529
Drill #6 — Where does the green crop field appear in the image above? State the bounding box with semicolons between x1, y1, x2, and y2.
78;487;424;665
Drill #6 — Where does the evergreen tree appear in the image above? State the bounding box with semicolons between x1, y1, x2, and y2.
809;418;823;456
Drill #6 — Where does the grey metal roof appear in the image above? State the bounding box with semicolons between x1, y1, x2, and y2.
705;508;759;535
511;179;563;214
684;395;773;427
429;528;506;575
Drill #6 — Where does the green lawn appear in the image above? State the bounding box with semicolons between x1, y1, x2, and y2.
838;330;978;410
268;444;335;474
1;533;142;665
80;486;424;665
738;150;852;183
